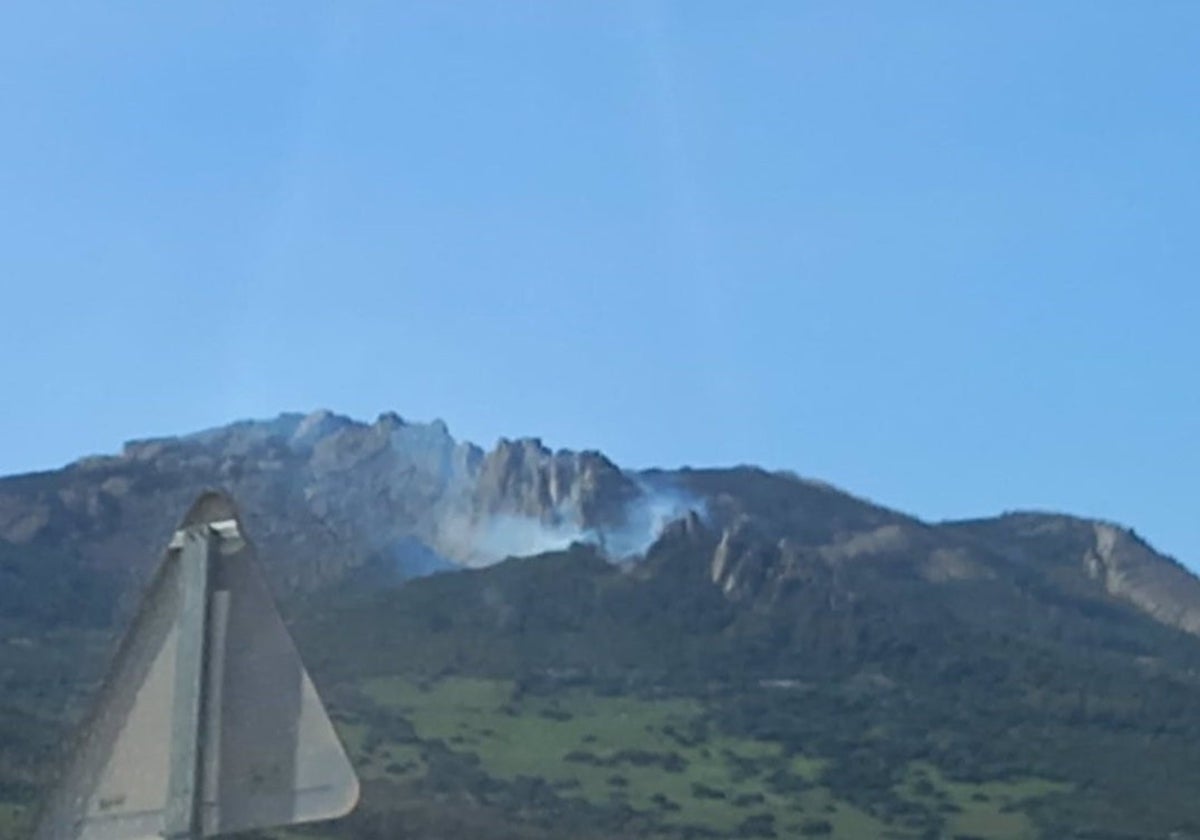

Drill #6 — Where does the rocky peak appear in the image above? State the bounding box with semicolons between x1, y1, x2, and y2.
662;509;706;543
176;413;306;455
0;411;668;589
290;409;354;450
710;516;779;598
473;438;638;528
1086;522;1200;635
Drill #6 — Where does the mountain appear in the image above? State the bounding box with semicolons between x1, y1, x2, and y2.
3;410;1197;637
2;411;1200;839
0;411;653;594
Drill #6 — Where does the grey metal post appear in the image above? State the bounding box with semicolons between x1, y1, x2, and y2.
164;527;213;839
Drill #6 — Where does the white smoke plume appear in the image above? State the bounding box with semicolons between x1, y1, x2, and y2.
472;513;595;564
596;482;706;559
439;481;706;568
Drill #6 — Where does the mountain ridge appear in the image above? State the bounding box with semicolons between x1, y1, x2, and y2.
6;410;1200;837
2;409;1198;641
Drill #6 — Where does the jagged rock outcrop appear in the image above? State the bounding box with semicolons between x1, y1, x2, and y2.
0;411;664;591
1086;522;1200;634
709;517;780;599
473;438;637;525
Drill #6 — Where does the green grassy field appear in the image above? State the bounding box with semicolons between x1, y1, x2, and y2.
360;676;877;837
6;674;1070;839
896;763;1069;840
337;676;1067;839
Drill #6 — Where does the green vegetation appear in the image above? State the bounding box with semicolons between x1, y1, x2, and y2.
333;715;425;784
362;676;860;835
10;470;1200;839
311;675;1067;840
286;539;1200;838
0;541;120;631
895;763;1069;840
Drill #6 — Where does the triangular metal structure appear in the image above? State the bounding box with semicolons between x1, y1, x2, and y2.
35;492;360;839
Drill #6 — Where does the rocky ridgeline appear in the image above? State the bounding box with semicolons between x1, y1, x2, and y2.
1;410;1199;641
0;411;641;590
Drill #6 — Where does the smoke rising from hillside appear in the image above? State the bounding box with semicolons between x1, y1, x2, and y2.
449;483;705;567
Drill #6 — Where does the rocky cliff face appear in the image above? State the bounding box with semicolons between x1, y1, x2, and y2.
1087;522;1200;634
0;411;655;592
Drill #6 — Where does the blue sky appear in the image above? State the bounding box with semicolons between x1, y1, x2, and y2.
1;3;1197;566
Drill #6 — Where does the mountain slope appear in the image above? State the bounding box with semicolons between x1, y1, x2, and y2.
2;411;1200;838
294;530;1200;838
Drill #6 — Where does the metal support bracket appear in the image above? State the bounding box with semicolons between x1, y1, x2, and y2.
163;528;213;839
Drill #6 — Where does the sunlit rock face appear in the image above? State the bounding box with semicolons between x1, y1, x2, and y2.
0;411;696;590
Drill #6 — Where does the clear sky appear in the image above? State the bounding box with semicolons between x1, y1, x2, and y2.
1;3;1197;566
